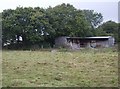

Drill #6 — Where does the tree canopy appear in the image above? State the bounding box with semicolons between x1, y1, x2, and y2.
82;10;103;28
97;21;119;42
2;3;118;49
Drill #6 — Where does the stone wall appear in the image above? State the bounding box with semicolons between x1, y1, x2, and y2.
55;37;70;48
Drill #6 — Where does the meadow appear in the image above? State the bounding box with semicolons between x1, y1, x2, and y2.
2;48;118;87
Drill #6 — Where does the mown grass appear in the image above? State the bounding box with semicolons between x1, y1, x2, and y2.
2;48;118;87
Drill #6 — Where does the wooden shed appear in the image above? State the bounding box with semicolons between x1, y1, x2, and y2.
55;36;115;49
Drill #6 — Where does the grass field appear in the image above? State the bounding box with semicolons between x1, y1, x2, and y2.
2;48;118;87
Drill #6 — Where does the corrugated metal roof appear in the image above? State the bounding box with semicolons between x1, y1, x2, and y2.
84;36;112;39
66;36;112;39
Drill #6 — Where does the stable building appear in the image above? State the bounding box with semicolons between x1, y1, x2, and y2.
55;36;115;49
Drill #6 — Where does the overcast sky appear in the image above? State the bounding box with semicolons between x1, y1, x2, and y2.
0;0;119;22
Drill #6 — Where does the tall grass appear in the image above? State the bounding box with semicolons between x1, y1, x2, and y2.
2;47;118;87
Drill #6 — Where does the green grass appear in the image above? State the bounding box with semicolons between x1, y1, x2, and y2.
2;48;118;87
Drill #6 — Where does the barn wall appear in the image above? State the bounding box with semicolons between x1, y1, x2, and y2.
55;36;115;49
70;43;80;49
95;37;115;48
108;37;115;47
83;40;110;48
96;41;109;47
55;37;70;48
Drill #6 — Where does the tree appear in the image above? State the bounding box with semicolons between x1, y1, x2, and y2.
82;10;103;28
2;9;15;45
2;7;52;48
94;27;107;36
98;20;119;42
2;3;105;49
46;3;93;37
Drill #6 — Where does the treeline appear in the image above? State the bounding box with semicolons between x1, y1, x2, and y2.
2;3;119;49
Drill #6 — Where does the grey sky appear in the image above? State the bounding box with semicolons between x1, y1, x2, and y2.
73;2;118;22
0;0;119;22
